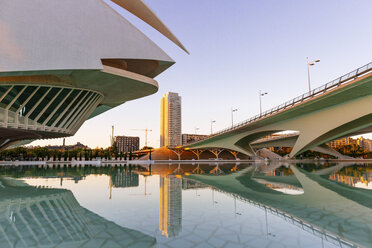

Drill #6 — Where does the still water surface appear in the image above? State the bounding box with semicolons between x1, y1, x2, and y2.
0;162;371;248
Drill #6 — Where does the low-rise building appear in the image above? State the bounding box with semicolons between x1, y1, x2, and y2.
327;137;356;149
182;134;209;145
115;136;140;153
45;142;88;151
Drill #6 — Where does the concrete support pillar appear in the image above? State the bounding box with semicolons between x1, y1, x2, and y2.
209;148;224;159
190;149;204;160
169;148;184;160
228;150;239;159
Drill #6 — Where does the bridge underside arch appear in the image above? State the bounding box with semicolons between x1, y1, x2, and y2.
295;113;372;156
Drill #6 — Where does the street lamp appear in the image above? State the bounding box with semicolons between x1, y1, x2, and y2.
195;127;199;135
210;120;216;135
307;57;320;93
259;90;268;115
231;108;238;127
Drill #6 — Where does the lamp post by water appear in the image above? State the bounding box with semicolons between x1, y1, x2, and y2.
210;120;216;134
307;57;320;93
231;108;238;127
259;90;268;115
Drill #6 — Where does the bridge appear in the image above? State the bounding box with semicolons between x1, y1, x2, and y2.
185;61;372;158
186;163;372;247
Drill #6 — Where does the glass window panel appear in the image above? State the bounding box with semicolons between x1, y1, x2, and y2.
46;89;79;127
29;88;61;121
56;91;88;127
10;86;37;112
0;86;10;101
23;87;49;117
0;85;24;108
61;92;93;128
38;88;71;124
65;94;97;129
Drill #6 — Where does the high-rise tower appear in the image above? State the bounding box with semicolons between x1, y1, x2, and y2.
160;92;182;147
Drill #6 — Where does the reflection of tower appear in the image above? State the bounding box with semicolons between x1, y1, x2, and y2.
159;175;182;238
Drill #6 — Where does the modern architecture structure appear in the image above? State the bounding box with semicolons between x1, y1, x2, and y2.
182;134;209;145
0;0;187;150
114;136;140;153
160;92;182;147
186;62;372;158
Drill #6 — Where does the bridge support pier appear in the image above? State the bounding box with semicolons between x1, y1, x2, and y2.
229;150;239;160
168;148;183;160
209;148;224;159
190;149;204;160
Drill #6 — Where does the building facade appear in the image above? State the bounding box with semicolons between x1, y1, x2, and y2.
160;92;182;147
182;134;208;145
114;136;140;153
356;136;372;152
327;137;356;149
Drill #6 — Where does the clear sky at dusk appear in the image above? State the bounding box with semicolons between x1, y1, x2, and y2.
32;0;372;148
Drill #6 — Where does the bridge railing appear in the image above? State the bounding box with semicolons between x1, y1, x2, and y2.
188;61;372;145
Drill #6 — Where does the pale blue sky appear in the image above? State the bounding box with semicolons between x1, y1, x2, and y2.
33;0;372;148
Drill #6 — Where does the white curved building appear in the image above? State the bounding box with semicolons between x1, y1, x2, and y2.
0;0;186;149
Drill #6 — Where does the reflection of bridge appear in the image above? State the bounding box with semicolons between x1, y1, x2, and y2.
185;62;372;158
0;178;156;247
213;188;355;248
187;163;372;247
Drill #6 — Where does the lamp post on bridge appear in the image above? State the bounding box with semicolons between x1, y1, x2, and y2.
307;57;320;93
259;90;268;116
210;120;216;135
195;127;199;135
231;108;238;127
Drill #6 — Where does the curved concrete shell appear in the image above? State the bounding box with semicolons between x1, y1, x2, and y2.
0;0;186;148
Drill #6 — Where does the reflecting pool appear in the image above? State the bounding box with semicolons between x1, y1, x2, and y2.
0;162;371;247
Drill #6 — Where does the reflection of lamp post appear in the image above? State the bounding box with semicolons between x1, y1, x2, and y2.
264;207;275;239
259;90;268;115
307;57;320;93
210;120;216;135
231;108;238;127
234;196;236;217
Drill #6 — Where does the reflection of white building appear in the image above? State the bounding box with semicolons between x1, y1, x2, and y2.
159;175;182;238
0;178;156;247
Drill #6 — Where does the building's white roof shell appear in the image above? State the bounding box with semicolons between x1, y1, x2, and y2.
0;0;175;73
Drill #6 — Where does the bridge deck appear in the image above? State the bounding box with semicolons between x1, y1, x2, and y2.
187;61;372;146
